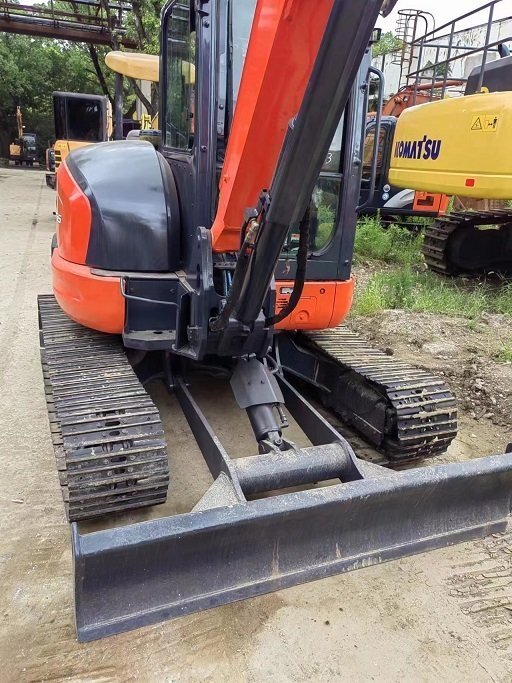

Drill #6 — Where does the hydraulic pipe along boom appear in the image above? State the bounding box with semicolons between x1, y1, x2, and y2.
232;0;384;327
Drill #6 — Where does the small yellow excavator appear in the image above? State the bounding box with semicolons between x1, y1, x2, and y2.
9;106;37;166
45;92;112;189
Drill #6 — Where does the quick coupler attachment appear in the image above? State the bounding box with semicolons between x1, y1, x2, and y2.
72;375;512;641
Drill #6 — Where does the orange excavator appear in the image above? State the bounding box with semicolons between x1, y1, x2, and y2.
382;80;464;117
39;0;512;641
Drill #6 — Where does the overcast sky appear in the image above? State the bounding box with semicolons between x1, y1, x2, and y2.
379;0;511;35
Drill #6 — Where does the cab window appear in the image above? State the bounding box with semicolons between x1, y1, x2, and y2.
282;116;346;256
362;126;386;181
165;2;196;150
231;2;258;108
311;116;345;252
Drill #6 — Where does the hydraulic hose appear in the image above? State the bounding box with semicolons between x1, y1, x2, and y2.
266;207;310;327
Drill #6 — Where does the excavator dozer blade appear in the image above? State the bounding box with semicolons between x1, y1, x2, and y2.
74;452;512;641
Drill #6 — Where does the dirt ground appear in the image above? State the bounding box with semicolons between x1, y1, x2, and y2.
2;167;512;682
350;265;512;457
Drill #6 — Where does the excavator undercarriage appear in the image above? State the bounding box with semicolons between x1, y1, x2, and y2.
39;295;169;520
281;329;457;461
39;294;459;523
423;210;512;276
39;295;512;642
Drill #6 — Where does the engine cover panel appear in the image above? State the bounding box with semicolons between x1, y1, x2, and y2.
65;140;180;271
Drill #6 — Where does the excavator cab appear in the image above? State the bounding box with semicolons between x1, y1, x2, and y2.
359;118;449;223
46;92;112;188
39;0;512;641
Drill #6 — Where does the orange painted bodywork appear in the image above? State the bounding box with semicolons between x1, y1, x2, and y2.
210;0;334;252
53;2;354;335
52;238;352;335
53;159;126;333
52;248;125;334
382;81;464;118
56;161;92;265
413;191;450;215
274;278;354;330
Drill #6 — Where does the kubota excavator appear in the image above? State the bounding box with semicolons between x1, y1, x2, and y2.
39;0;512;641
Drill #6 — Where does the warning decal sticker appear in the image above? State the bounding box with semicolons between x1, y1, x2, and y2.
471;114;499;132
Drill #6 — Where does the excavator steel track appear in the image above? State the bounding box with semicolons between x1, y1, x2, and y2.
38;295;169;521
423;210;512;275
282;327;458;462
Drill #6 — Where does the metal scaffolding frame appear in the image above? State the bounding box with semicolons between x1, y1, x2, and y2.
0;0;136;47
0;0;136;138
398;0;512;104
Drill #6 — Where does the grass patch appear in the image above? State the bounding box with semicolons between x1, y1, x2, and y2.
353;267;512;319
497;345;512;363
352;214;512;322
494;282;512;316
354;216;423;266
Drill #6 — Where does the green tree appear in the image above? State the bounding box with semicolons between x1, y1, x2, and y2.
424;59;453;80
372;31;403;57
0;0;164;157
0;34;114;157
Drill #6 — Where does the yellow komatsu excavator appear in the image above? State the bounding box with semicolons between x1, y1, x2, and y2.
38;0;512;642
389;65;512;276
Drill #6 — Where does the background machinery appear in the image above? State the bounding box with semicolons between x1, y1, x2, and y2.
420;53;512;275
360;113;450;224
45;91;112;188
370;1;512;274
9;106;37;166
39;0;512;641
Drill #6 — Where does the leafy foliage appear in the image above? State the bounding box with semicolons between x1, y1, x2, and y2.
354;216;424;266
372;31;403;57
424;59;453;79
0;35;98;155
0;0;163;157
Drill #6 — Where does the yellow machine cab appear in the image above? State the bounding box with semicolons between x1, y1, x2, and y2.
46;91;112;188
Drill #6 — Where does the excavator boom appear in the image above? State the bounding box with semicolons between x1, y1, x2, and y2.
213;0;384;327
16;105;23;139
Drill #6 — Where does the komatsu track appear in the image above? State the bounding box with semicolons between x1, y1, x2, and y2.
38;295;169;521
422;210;512;276
280;327;458;462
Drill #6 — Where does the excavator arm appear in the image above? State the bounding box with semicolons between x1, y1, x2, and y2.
212;0;386;329
16;105;23;139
